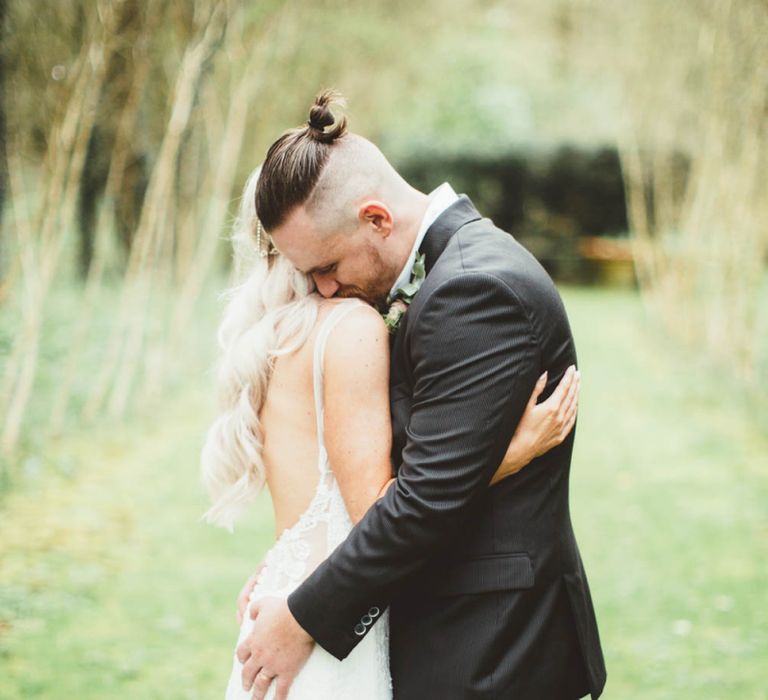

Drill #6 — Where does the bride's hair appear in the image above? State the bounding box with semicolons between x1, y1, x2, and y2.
200;167;319;531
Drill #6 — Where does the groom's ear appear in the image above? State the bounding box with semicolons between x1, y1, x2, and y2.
358;201;394;239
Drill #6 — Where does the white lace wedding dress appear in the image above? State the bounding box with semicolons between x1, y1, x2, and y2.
225;299;392;700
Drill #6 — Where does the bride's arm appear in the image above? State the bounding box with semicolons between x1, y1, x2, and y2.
323;304;581;520
323;305;394;524
237;328;579;618
490;365;580;485
373;366;580;499
325;307;580;522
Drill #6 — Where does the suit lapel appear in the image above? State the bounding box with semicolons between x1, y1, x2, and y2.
390;194;483;358
388;195;484;468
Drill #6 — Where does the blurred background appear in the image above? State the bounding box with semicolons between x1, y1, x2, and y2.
0;0;766;697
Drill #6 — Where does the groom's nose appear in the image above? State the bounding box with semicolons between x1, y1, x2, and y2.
313;275;340;298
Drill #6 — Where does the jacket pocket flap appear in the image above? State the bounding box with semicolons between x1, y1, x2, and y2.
430;553;535;596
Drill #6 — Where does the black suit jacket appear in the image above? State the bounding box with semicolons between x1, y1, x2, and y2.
288;196;607;699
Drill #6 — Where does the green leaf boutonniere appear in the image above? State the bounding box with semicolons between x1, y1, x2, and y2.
382;252;426;334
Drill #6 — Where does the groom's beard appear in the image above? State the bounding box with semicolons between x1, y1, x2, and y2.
335;244;397;312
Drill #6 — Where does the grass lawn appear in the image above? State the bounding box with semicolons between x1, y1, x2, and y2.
0;287;766;699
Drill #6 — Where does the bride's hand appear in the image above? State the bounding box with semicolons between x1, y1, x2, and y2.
236;561;266;625
490;365;580;486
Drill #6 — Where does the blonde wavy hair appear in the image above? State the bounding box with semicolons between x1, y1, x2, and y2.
200;167;319;531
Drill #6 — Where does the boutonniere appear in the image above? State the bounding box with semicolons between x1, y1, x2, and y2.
382;252;426;334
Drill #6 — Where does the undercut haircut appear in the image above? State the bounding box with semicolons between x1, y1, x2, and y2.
255;89;347;232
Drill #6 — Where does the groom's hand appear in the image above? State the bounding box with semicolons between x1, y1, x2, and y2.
236;562;265;625
236;596;314;700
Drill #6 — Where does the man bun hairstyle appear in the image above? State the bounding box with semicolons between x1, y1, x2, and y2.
255;89;347;231
307;91;347;142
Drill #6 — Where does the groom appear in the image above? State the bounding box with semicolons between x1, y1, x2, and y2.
237;92;606;699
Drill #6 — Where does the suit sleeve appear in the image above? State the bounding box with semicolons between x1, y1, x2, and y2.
287;273;540;659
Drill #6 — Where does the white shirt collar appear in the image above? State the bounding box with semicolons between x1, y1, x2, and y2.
388;182;459;301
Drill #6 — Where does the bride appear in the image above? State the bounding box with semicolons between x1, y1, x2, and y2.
200;168;580;700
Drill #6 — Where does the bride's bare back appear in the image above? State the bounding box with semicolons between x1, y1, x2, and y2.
260;296;392;539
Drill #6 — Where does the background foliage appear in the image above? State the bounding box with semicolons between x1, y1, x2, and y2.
1;0;766;697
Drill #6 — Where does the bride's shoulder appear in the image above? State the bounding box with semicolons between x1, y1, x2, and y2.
322;300;388;398
322;299;388;369
319;298;384;329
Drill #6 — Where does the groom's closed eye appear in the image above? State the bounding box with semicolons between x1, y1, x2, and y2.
312;263;338;276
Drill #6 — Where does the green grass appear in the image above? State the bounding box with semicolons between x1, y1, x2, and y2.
1;286;766;699
567;288;768;698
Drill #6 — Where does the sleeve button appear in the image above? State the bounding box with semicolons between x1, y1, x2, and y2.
354;623;366;636
361;614;373;626
368;606;380;617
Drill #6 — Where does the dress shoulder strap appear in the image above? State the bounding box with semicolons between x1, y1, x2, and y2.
312;299;367;467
